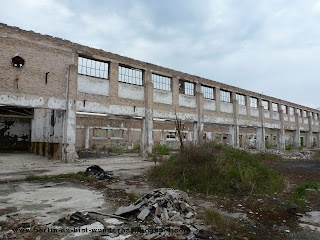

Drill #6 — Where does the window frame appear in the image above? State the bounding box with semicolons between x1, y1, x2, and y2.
236;93;246;106
78;56;109;79
151;73;171;91
201;85;215;100
220;89;231;103
118;65;143;86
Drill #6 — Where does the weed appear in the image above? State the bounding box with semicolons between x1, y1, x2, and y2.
265;141;271;149
108;146;123;155
285;144;293;150
148;143;284;196
152;144;170;157
127;192;144;202
101;145;107;151
92;143;97;150
204;208;222;226
131;144;140;153
288;181;320;207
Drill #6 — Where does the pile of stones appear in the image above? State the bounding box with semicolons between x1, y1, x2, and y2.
115;188;195;225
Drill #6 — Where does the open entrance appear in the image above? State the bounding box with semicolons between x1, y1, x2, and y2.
0;106;33;152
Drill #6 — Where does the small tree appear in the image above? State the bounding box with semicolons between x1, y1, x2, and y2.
175;115;185;151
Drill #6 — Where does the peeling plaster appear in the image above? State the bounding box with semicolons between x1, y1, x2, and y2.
179;95;196;108
78;75;109;96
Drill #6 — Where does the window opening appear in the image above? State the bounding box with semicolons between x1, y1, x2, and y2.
220;90;231;102
119;65;143;86
250;97;258;108
151;74;171;91
272;103;278;112
179;80;195;95
281;105;287;114
78;56;109;79
201;85;214;99
262;100;269;110
236;94;246;105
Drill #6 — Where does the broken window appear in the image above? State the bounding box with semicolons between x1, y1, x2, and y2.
151;74;171;91
220;90;231;102
250;97;258;108
309;112;313;118
262;100;269;110
11;54;25;68
297;109;301;116
119;65;143;86
201;85;214;99
289;107;294;115
316;113;319;120
78;56;109;79
93;129;107;138
303;110;307;117
111;129;124;139
236;94;246;105
272;103;278;112
281;105;287;114
179;80;195;95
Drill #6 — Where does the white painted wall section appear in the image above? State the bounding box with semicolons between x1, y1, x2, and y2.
78;75;110;96
153;89;172;105
179;95;196;108
204;99;216;111
220;102;233;113
250;108;259;117
118;82;144;101
239;105;247;115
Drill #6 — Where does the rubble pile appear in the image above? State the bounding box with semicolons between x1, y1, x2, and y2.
115;188;196;226
84;165;112;180
248;149;316;159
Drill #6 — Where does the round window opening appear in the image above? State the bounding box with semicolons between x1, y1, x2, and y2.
11;55;25;68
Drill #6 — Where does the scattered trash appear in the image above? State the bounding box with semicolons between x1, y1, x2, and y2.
84;165;112;180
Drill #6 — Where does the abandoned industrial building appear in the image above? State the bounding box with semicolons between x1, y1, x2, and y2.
1;23;319;162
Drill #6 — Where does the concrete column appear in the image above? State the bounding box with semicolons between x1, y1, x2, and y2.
229;125;235;146
172;77;179;108
62;64;78;162
294;109;301;149
195;82;203;145
268;101;273;120
307;115;313;148
214;86;221;112
85;126;90;149
109;62;119;99
278;109;285;150
232;98;239;147
141;70;153;156
257;99;265;150
245;95;251;116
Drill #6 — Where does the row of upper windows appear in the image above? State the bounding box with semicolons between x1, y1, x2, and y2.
78;56;318;119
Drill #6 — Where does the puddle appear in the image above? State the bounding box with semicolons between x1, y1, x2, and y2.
299;211;320;232
0;181;108;225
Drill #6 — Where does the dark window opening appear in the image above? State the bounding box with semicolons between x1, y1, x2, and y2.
11;55;25;68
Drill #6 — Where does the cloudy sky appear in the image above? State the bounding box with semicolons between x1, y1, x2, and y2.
1;0;319;109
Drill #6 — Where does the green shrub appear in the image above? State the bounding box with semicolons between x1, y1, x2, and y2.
285;144;293;150
108;146;123;155
289;181;320;207
131;144;140;153
92;143;97;150
148;143;284;196
152;143;170;157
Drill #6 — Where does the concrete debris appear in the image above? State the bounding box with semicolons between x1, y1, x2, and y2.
115;188;196;225
59;211;89;226
84;165;112;180
248;149;316;159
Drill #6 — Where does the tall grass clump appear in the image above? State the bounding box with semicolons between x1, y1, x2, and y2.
148;143;284;196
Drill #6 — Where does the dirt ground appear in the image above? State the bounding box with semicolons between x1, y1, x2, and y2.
0;152;320;239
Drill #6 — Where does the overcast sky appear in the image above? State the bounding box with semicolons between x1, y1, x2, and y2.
1;0;319;109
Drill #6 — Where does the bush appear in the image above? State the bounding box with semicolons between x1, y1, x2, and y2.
108;146;123;155
289;181;320;207
285;144;293;150
152;143;170;157
148;143;284;196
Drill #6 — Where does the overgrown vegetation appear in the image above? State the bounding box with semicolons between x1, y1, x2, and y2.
152;143;170;157
204;208;251;239
26;172;96;183
131;144;140;153
312;150;320;160
148;143;284;196
108;145;123;155
288;181;320;207
285;144;294;150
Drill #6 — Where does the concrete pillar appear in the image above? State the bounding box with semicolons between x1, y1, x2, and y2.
232;96;239;147
62;64;78;162
257;99;265;150
268;101;273;120
214;86;221;112
109;62;119;99
278;109;285;150
307;115;313;148
141;70;153;156
85;126;90;149
172;77;179;108
245;95;251;116
195;82;203;145
294;108;301;149
229;125;235;146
